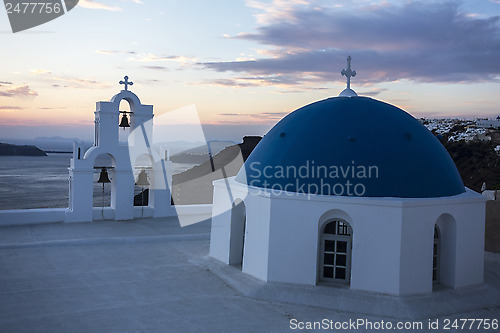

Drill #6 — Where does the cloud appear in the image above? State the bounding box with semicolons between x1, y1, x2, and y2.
97;50;196;67
127;53;197;65
203;74;307;88
357;88;388;97
79;0;122;11
205;1;500;84
128;54;180;62
49;76;111;89
143;66;170;71
219;113;244;116
0;85;38;98
28;70;111;89
219;111;290;122
95;50;136;55
0;106;23;110
207;79;261;88
37;107;68;110
246;0;310;25
30;69;52;75
251;111;290;120
240;75;300;85
142;79;161;83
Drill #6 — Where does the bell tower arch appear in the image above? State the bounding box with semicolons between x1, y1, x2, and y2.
65;76;173;222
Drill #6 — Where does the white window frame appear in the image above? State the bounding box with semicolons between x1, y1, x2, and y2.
319;219;352;284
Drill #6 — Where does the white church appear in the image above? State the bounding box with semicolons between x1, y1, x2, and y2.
0;64;486;298
209;57;486;296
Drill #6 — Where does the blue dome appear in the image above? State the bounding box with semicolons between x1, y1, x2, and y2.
236;96;465;198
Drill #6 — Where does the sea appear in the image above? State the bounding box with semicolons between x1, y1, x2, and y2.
0;153;197;210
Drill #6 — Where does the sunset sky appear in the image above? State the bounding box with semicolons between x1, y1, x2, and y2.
1;0;500;141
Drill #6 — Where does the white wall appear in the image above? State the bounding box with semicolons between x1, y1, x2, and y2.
0;208;66;226
210;181;235;263
210;181;487;296
241;194;271;281
266;195;403;295
400;207;434;294
453;201;485;287
0;205;211;226
400;191;485;294
209;179;272;281
266;196;320;285
348;204;402;295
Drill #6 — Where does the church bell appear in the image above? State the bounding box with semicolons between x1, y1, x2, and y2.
97;167;111;184
119;112;130;128
135;169;150;186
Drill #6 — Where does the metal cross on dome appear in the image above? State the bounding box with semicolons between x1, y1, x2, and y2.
119;76;133;91
341;56;356;89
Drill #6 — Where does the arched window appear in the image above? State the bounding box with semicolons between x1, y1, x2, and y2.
434;214;457;288
433;225;440;284
229;199;246;268
319;219;352;284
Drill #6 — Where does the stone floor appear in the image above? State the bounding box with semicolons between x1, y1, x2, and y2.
0;218;499;332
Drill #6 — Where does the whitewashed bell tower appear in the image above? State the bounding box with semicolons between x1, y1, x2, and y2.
65;76;174;223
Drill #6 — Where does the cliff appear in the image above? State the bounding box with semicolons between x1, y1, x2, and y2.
173;136;261;186
0;143;47;156
133;136;261;206
443;141;500;192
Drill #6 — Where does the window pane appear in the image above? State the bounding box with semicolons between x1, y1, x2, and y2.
324;253;334;265
432;269;437;281
335;267;346;280
338;222;350;235
336;254;347;267
433;256;437;268
337;241;347;253
325;240;335;252
324;266;333;278
324;222;337;234
433;243;438;254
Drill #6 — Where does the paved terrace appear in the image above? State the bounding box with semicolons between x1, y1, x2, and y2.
0;217;499;332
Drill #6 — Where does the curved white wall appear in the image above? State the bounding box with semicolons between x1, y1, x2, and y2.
210;179;486;296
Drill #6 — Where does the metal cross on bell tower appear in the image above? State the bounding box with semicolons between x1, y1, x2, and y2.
119;75;133;91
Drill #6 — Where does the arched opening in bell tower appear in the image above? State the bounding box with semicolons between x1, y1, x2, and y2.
134;154;153;210
119;99;133;144
93;153;116;218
